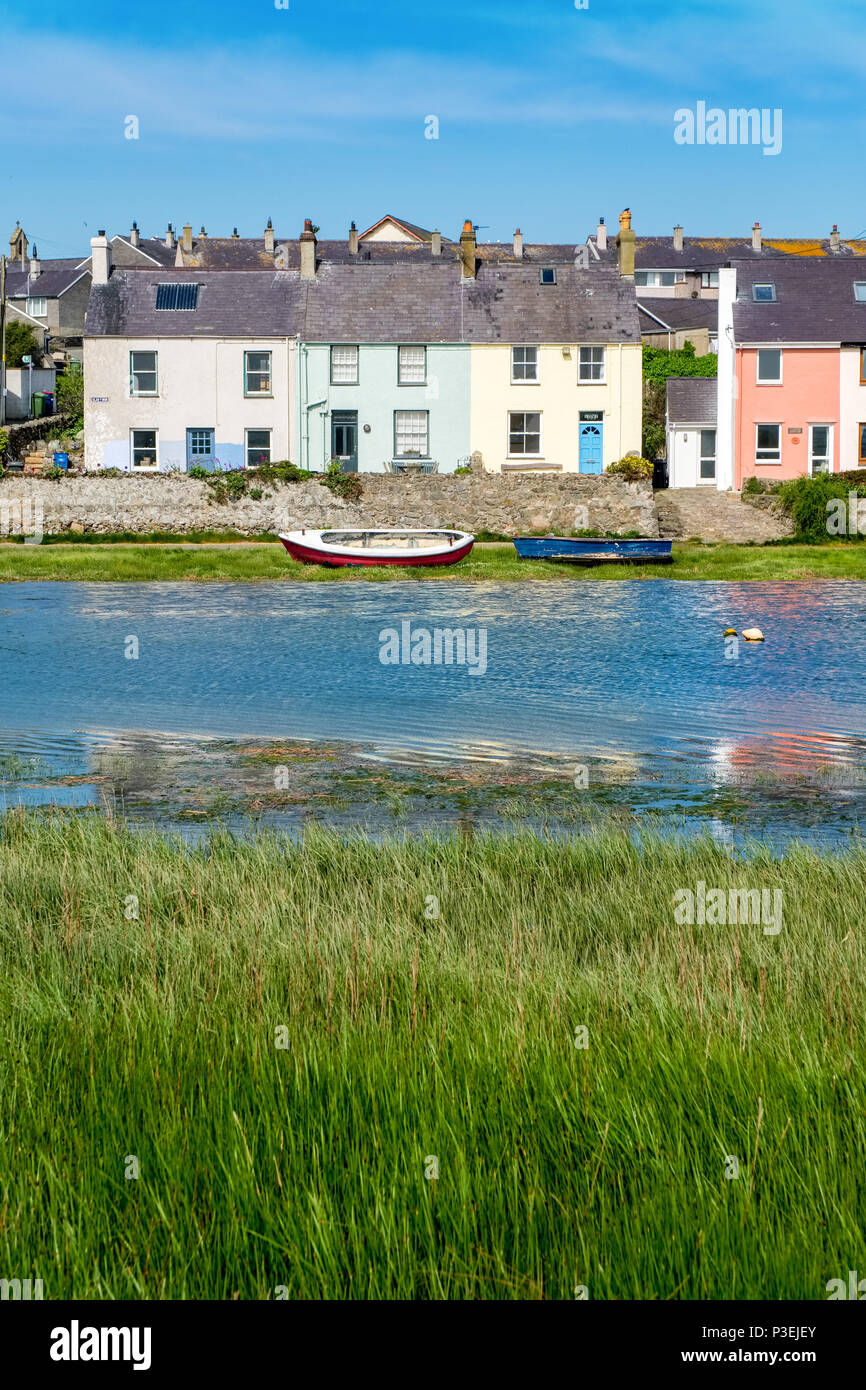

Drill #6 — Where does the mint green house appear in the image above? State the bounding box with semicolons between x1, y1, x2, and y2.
295;253;472;473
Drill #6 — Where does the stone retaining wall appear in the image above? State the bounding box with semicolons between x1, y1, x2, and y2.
0;472;658;538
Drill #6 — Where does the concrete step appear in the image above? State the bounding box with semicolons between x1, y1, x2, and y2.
655;489;794;542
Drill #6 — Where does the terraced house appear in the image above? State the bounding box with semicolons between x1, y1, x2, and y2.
83;215;643;475
715;257;866;488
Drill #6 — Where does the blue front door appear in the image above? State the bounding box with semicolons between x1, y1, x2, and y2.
579;419;603;474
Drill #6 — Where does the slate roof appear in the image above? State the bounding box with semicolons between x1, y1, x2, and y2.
85;271;305;338
169;236;577;270
631;235;866;271
111;236;179;268
86;260;641;345
638;296;719;334
731;258;866;344
666;376;717;425
5;258;90;298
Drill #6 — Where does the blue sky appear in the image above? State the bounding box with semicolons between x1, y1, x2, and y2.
2;0;865;257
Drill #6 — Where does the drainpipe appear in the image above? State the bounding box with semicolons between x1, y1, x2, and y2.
617;342;623;461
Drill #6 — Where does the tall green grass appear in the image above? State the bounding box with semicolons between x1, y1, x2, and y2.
0;811;863;1299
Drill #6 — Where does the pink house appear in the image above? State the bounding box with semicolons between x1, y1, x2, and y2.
716;258;866;489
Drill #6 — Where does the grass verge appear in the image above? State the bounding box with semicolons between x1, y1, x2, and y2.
1;810;863;1298
0;540;864;582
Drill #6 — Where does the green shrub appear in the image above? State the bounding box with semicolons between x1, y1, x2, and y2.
607;456;654;482
56;370;84;424
0;429;8;461
776;472;866;541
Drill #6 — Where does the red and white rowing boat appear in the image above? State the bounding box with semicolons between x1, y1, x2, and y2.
278;528;475;568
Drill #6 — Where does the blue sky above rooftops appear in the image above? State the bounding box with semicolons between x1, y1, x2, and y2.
2;0;865;258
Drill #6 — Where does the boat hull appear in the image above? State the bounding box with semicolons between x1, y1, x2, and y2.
513;536;673;565
279;531;475;568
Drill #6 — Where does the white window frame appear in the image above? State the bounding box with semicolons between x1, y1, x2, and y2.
539;268;556;285
397;345;426;386
130;428;158;471
244;350;272;397
393;409;429;458
756;348;783;385
808;423;832;475
634;270;686;288
507;411;542;458
854;283;866;302
578;346;606;384
129;350;158;397
752;283;777;302
330;345;359;385
700;271;720;289
511;346;539;384
698;428;717;483
245;428;272;467
755;423;782;465
26;296;47;317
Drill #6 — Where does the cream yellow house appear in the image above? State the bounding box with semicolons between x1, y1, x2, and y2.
461;215;643;473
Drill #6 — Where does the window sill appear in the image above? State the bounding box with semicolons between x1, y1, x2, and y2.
397;382;427;388
330;381;359;388
577;380;606;386
756;380;783;387
244;392;274;399
510;380;540;386
754;461;782;466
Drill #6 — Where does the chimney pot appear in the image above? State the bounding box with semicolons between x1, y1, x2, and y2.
673;223;683;252
30;246;41;278
751;220;762;252
513;228;524;260
300;219;318;279
615;208;636;278
264;218;275;253
830;223;841;251
460;219;477;280
596;218;607;252
165;223;175;249
349;221;359;255
130;220;140;248
91;231;112;284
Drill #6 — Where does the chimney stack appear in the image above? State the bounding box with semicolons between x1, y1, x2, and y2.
830;223;841;252
349;221;359;255
513;228;524;260
199;226;207;239
431;229;442;256
673;223;683;252
182;224;193;253
232;227;239;239
616;207;636;278
596;218;607;252
751;221;762;252
29;245;41;278
91;230;112;285
459;219;477;279
300;219;317;279
130;221;140;249
264;218;275;253
165;223;175;249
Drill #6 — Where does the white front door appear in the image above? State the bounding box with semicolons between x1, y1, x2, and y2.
809;424;832;475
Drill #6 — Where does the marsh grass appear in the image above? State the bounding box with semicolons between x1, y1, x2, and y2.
0;811;863;1299
0;541;865;583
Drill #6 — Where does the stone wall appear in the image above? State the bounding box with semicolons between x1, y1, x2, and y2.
0;471;658;537
2;414;73;456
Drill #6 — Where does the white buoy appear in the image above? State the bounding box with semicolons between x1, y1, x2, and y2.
742;628;764;642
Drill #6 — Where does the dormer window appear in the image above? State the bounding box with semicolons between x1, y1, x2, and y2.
752;283;776;302
854;283;866;302
539;268;556;285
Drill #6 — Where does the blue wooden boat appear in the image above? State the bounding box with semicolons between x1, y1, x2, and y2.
512;536;673;565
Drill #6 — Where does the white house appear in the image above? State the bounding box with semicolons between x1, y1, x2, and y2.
84;234;297;471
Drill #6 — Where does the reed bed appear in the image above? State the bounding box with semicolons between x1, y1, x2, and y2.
0;810;863;1299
